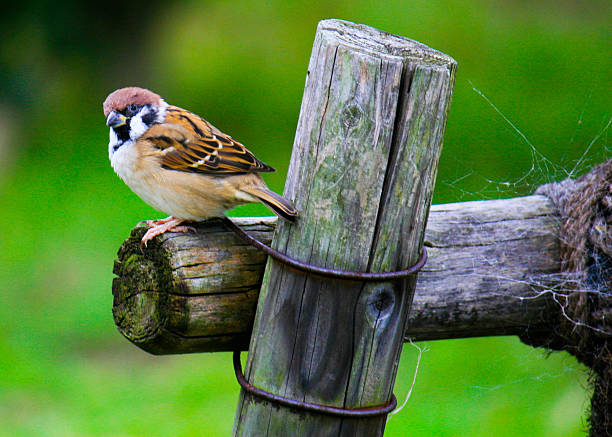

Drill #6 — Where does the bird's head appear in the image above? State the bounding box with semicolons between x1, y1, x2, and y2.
103;87;168;152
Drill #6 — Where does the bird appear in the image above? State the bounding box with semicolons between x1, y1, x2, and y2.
103;87;297;246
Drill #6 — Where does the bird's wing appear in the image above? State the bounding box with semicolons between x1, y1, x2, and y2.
143;105;275;174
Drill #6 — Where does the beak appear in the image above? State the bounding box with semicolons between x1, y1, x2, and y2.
106;111;128;128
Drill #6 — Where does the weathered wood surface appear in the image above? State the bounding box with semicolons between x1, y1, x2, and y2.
231;19;455;437
112;194;560;354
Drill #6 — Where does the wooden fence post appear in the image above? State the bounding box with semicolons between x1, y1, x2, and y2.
232;19;456;436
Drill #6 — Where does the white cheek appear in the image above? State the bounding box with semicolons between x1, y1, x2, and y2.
129;114;149;141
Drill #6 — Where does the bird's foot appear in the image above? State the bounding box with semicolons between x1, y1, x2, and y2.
143;216;177;227
140;217;196;247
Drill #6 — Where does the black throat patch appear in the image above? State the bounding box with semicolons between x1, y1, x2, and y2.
113;123;131;146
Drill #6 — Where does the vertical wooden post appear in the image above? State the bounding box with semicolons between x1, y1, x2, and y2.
233;19;456;436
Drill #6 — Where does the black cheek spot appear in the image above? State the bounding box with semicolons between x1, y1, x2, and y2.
141;109;156;126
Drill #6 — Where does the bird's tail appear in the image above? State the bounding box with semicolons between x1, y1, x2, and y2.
240;186;298;222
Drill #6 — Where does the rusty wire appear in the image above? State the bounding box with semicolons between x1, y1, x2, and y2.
222;217;427;281
233;351;398;417
224;217;427;417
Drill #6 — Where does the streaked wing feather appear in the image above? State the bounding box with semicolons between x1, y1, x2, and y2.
146;106;275;174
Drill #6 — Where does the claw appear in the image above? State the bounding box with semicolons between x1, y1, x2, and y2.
140;216;195;248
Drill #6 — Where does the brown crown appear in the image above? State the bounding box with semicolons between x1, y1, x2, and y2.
103;87;163;117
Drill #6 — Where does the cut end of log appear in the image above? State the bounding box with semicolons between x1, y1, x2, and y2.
112;226;174;354
318;19;456;67
112;220;270;355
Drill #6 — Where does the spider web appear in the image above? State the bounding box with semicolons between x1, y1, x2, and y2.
389;85;611;425
462;84;612;336
442;82;612;202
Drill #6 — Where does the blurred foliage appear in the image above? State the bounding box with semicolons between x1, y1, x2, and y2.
0;0;610;435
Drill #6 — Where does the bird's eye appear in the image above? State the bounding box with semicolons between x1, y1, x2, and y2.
127;103;139;114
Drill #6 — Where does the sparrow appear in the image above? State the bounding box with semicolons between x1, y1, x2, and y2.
103;87;297;246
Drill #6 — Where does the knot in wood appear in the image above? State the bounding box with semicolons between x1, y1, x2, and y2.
366;285;395;319
341;103;364;130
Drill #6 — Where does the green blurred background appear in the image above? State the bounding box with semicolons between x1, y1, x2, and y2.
1;1;610;435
